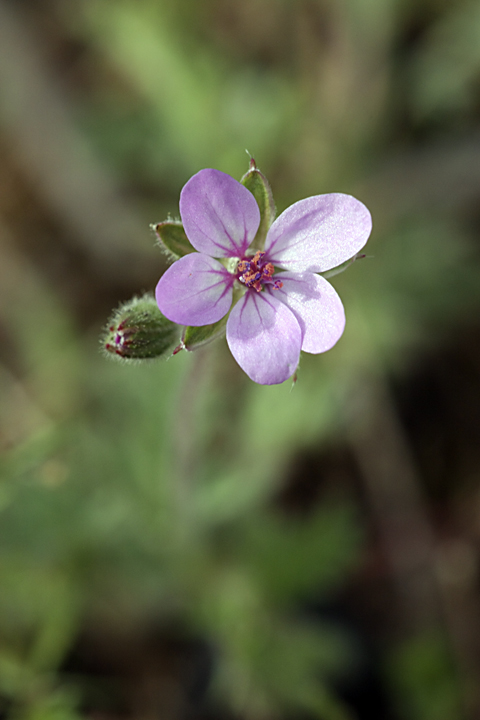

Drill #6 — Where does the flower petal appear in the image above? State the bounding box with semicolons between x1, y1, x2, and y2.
226;291;301;385
180;169;261;258
156;253;233;325
265;193;372;272
268;272;345;353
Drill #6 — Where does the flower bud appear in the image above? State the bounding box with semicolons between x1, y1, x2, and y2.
102;295;179;361
240;158;276;251
152;221;195;260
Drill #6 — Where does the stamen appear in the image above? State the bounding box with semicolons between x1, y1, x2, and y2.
263;262;274;277
236;252;282;293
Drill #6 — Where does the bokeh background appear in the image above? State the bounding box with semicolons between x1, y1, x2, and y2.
1;1;480;718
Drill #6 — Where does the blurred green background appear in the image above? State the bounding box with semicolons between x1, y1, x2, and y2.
1;1;480;719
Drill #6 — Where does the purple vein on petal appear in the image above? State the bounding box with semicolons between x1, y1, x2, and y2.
180;169;259;259
182;196;248;258
203;192;248;257
265;194;372;273
238;290;275;336
226;290;302;385
265;207;324;260
156;254;234;326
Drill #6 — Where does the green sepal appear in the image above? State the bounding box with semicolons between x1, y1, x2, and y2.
102;294;179;362
240;158;276;252
320;253;366;279
152;221;195;260
176;285;246;353
177;316;228;353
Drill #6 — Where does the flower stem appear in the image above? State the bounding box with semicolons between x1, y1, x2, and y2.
172;347;208;541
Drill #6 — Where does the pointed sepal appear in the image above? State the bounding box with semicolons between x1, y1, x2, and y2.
174;284;247;353
240;158;276;252
176;316;228;353
320;253;366;279
153;221;195;261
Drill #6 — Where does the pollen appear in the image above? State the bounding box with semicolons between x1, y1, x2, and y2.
236;251;282;292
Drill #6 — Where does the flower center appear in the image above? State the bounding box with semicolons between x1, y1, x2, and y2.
236;251;283;293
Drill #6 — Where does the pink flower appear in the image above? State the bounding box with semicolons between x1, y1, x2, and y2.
156;169;372;385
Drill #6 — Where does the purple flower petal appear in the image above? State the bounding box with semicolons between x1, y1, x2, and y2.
226;291;302;385
156;253;233;326
264;193;372;273
180;169;261;258
269;272;345;353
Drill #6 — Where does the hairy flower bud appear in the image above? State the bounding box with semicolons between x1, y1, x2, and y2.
102;295;179;361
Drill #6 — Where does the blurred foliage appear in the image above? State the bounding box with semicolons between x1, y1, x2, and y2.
388;632;461;720
1;0;480;719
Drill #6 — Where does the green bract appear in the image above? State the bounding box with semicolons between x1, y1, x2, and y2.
153;221;195;260
240;158;276;252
